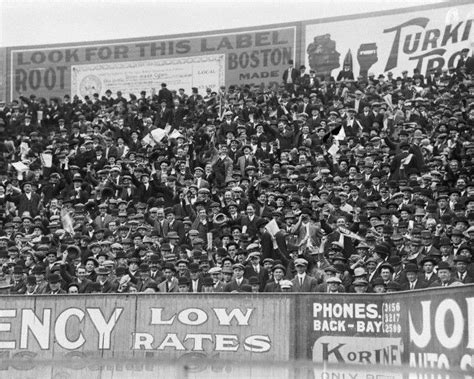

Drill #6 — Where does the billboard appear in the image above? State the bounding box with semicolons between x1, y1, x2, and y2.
295;287;474;378
0;286;473;377
304;3;474;78
405;290;474;376
0;294;292;376
8;26;296;100
299;294;404;378
71;54;226;98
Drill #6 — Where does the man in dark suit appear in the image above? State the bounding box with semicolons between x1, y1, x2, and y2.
420;231;441;257
147;207;169;238
136;264;158;292
429;262;461;287
254;195;272;219
241;204;262;241
103;137;119;160
236;145;258;177
60;265;93;294
157;263;179;292
154;100;173;128
10;266;26;294
296;65;311;94
306;108;322;129
348;90;368;114
63;175;89;205
186;87;203;111
456;48;473;74
224;264;249;292
282;59;299;93
118;174;138;201
401;263;428;290
5;182;42;217
149;255;165;283
94;203;114;229
96;267;119;293
263;264;286;292
358;105;374;131
420;256;438;285
157;83;173;107
244;252;269;292
46;274;67;295
188;263;203;293
136;173;159;203
209;267;226;292
453;255;474;284
389;142;423;181
165;207;185;242
92;146;108;171
291;258;318;292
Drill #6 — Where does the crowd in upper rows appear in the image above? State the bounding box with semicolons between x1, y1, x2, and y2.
0;51;473;294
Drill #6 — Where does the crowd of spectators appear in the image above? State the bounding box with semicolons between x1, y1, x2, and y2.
0;50;473;295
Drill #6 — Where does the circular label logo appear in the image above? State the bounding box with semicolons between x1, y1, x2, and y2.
79;75;102;98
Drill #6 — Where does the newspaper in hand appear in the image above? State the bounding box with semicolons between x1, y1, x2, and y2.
265;219;280;237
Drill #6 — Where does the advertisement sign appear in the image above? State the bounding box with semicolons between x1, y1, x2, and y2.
306;295;404;379
0;294;291;375
0;287;473;377
297;287;473;378
404;290;474;377
304;3;474;78
71;54;225;98
9;26;295;100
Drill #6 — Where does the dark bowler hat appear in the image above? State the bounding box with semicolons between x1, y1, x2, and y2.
420;256;437;265
437;261;452;271
404;263;419;273
47;273;61;283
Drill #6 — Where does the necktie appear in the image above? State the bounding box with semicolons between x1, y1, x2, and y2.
300;277;303;287
410;283;414;290
166;282;169;292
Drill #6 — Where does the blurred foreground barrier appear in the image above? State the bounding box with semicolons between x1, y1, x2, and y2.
0;286;472;378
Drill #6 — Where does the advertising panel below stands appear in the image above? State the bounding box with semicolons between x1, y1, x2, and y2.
300;294;404;378
0;294;292;378
304;3;473;78
8;26;296;100
296;286;473;378
403;289;474;377
0;288;472;377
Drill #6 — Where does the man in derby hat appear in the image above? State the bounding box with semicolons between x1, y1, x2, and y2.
429;262;460;287
402;263;427;290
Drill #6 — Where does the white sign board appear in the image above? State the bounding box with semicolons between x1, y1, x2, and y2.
71;54;225;99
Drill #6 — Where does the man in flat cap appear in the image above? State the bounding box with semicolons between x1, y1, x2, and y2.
224;263;249;292
291;258;318;292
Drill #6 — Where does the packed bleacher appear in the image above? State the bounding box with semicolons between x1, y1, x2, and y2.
0;51;473;295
